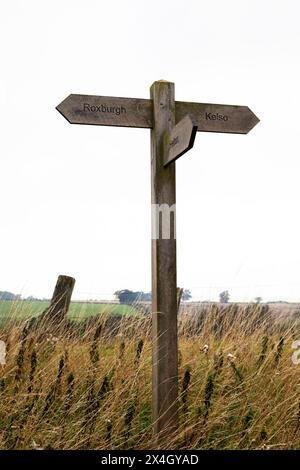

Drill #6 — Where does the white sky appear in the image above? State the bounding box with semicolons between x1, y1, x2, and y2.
1;0;300;302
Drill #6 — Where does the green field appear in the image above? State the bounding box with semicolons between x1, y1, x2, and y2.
0;300;140;323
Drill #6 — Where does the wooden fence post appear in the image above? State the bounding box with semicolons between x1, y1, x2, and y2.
43;274;75;325
177;287;184;313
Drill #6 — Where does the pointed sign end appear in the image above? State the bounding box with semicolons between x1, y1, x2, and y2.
56;95;74;124
246;108;260;133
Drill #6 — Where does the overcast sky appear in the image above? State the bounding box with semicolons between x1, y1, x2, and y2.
1;0;300;302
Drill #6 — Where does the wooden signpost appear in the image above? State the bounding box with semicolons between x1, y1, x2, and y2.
56;81;259;443
165;114;198;166
57;92;259;134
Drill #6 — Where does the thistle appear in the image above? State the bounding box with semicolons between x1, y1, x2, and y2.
257;336;268;367
98;375;110;401
124;395;137;444
274;336;284;366
230;361;244;383
204;372;215;419
42;355;65;416
84;377;96;424
213;351;224;375
118;341;125;361
134;339;144;365
89;324;102;366
14;335;27;393
60;372;75;446
0;378;6;393
56;356;65;396
105;419;113;447
28;349;37;394
96;369;115;407
260;429;268;441
243;406;254;434
182;366;191;413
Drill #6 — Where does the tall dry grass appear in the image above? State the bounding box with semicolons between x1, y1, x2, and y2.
0;302;300;450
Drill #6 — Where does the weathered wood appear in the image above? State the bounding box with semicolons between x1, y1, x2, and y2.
177;287;184;313
57;93;259;134
151;80;178;442
175;100;259;134
44;275;75;324
164;115;198;166
56;94;152;129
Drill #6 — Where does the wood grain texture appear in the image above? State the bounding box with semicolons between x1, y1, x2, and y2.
57;93;259;134
175;100;259;134
56;94;152;129
151;80;179;442
164;114;198;166
45;275;75;324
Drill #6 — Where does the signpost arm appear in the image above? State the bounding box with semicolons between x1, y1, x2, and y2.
150;80;179;443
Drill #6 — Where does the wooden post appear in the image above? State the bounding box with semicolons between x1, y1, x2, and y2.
43;275;75;324
177;287;184;313
151;80;178;442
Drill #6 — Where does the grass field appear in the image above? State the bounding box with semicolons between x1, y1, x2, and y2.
0;300;140;324
0;302;300;450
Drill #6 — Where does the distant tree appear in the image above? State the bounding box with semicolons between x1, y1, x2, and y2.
182;289;192;301
141;292;152;301
115;289;192;303
219;290;230;303
26;296;43;301
114;289;142;304
114;290;121;301
0;291;20;301
114;290;152;304
255;296;262;304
